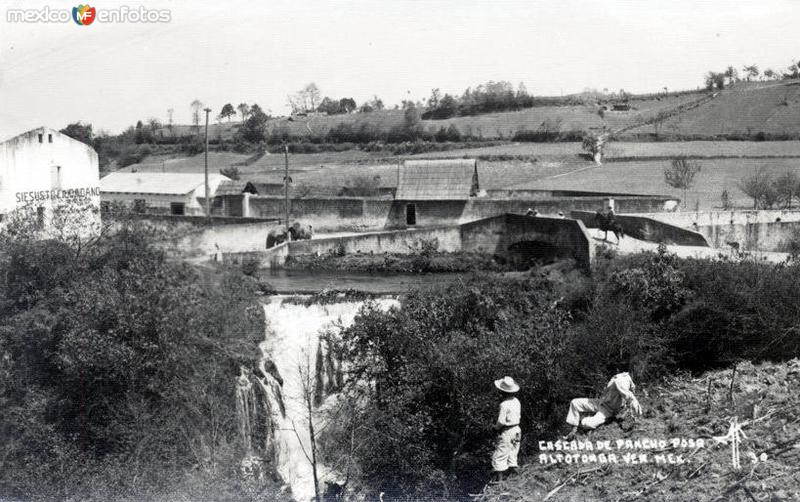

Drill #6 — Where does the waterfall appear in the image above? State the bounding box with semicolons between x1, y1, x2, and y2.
235;296;397;501
235;366;258;454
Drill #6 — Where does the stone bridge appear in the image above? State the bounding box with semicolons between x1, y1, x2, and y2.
225;213;595;269
460;213;594;267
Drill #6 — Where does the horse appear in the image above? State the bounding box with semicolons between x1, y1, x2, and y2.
595;210;625;243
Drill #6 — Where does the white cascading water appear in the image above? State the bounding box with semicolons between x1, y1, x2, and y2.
239;296;397;502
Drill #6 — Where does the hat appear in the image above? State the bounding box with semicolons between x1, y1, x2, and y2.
494;376;520;393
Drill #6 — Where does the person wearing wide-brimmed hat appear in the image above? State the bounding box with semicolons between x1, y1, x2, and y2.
491;376;521;477
563;371;642;440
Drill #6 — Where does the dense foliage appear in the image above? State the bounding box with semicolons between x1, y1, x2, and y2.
329;249;800;499
0;222;279;501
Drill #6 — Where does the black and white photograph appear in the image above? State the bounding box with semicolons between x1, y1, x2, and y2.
1;1;800;500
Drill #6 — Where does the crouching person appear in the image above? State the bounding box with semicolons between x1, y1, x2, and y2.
492;376;521;480
564;372;642;439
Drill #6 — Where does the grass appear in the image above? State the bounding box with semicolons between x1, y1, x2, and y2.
525;157;800;209
628;80;800;136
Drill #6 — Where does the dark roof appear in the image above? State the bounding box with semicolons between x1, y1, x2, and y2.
395;159;478;200
215;180;259;196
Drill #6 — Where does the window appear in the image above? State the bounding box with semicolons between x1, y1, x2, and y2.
48;134;53;143
50;165;62;189
38;134;43;143
133;199;146;213
170;202;185;215
405;203;417;226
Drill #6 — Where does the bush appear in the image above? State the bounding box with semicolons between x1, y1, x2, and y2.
337;276;572;497
0;222;277;500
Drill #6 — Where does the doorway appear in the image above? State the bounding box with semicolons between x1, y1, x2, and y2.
405;203;417;226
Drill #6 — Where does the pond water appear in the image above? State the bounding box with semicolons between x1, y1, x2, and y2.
260;269;471;293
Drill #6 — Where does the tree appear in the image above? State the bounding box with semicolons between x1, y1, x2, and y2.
219;103;236;122
190;99;203;131
427;88;442;109
166;108;174;134
652;110;671;137
774;171;800;208
764;68;777;80
738;168;775;209
237;104;269;143
743;64;759;82
402;102;422;138
289;83;322;114
60;122;93;146
724;66;739;85
664;157;702;208
237;103;250;122
339;98;357;113
705;72;725;90
147;117;161;136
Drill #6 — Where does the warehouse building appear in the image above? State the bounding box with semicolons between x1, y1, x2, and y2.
0;126;100;230
100;172;228;215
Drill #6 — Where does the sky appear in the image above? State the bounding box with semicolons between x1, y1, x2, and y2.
0;0;798;139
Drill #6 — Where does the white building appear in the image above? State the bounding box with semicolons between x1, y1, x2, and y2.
100;172;228;215
0;127;100;230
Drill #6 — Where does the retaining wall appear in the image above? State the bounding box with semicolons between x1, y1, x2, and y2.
571;210;710;247
636;210;800;252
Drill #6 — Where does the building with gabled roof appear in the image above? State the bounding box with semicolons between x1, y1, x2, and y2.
395;158;479;200
393;158;480;226
100;172;229;215
0;126;100;232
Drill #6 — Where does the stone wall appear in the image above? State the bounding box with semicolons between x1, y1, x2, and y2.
228;213;594;269
571;210;710;247
242;195;674;232
637;210;800;252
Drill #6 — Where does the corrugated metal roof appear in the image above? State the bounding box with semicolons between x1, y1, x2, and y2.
100;172;227;196
395;159;478;200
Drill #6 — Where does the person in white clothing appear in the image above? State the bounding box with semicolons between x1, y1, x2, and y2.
492;376;522;478
564;372;642;439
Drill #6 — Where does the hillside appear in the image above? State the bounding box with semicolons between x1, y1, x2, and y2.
628;81;800;137
159;92;708;143
479;359;800;502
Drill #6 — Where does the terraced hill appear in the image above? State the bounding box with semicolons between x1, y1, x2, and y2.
627;81;800;137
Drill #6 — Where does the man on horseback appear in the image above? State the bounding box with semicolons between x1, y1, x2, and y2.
595;200;624;243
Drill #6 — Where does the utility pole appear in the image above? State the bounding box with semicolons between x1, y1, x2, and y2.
203;107;211;222
284;143;290;238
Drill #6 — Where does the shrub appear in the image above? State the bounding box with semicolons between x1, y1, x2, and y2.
0;222;275;500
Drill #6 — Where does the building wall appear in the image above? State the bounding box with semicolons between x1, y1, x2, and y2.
0;128;100;228
101;192;199;214
243;195;672;232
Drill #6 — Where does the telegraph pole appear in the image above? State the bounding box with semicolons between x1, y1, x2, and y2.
203;107;211;222
284;143;290;238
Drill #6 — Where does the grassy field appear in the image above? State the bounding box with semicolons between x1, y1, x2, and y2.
628;80;800;136
524;157;800;209
406;141;800;160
